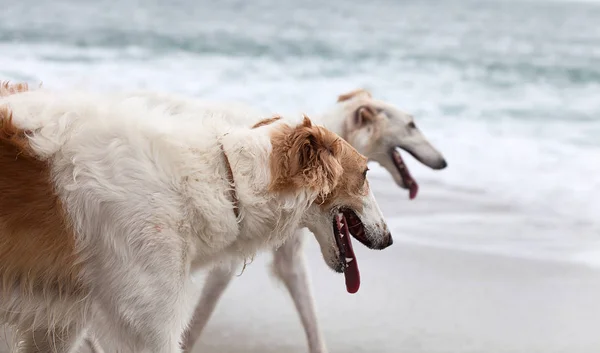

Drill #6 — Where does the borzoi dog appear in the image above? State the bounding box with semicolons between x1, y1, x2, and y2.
181;89;448;353
0;83;392;353
82;88;447;353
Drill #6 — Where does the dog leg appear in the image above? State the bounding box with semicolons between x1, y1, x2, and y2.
272;232;328;353
181;263;237;353
93;281;191;353
87;232;196;353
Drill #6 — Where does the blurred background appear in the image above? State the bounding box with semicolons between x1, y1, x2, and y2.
1;0;599;352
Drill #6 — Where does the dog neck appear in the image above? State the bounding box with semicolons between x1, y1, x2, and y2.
215;123;317;258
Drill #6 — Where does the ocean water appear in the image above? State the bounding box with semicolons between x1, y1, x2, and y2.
1;0;599;265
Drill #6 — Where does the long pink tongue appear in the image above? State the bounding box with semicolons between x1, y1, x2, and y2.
392;149;419;200
341;216;360;294
409;182;419;200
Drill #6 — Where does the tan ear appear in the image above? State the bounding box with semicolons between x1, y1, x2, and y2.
251;114;281;129
270;116;343;198
354;105;377;126
301;114;313;128
337;89;372;103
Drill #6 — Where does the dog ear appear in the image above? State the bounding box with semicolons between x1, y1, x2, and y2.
354;105;376;127
337;89;372;103
270;116;343;198
296;116;343;196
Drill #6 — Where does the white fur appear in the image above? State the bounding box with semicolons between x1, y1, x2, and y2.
109;90;447;353
0;89;391;353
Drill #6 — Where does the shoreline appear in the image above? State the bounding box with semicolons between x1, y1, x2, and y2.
3;240;598;353
190;240;600;353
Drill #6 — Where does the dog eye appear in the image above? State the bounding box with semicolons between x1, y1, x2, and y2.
407;122;416;129
362;168;369;179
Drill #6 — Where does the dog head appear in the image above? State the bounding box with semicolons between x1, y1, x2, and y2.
269;116;391;293
336;89;447;199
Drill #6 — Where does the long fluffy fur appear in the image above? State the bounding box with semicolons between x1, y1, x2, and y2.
179;87;448;353
0;82;387;353
70;86;444;353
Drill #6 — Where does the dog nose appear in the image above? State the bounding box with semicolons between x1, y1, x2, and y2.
435;159;448;170
385;234;393;248
379;231;393;249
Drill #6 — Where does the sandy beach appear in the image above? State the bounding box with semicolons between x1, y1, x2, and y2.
2;0;600;350
3;243;598;353
189;242;600;353
2;169;599;353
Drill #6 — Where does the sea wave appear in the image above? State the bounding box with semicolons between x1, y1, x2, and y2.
0;0;599;265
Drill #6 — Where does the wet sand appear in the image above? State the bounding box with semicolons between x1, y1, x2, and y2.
2;242;599;353
2;170;600;352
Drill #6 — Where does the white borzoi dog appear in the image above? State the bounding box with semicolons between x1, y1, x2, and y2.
0;82;393;353
181;89;447;353
80;88;447;353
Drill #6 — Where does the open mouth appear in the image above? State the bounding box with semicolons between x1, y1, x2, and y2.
332;208;371;294
390;147;419;200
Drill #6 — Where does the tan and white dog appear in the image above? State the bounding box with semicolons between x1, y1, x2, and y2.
0;82;393;353
96;88;447;353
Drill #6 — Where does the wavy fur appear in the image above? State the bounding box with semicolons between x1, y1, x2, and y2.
0;83;389;353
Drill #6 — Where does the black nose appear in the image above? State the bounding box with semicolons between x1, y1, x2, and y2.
435;159;448;170
379;232;393;249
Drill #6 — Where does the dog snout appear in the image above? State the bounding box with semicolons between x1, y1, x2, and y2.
371;224;393;250
377;230;393;249
434;158;448;170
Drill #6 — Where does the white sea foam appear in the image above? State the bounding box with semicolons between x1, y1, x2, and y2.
0;0;599;267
